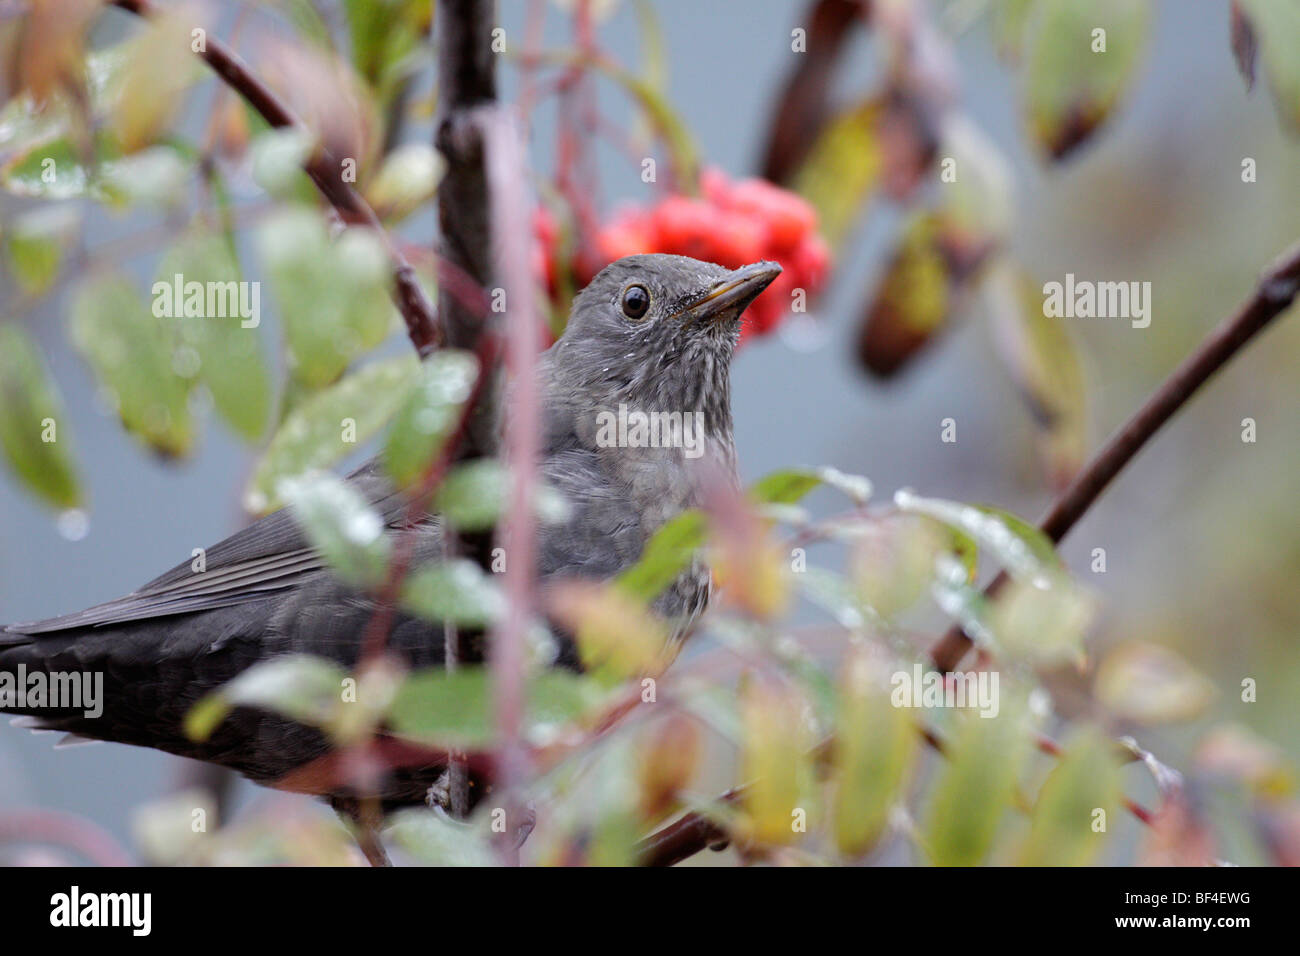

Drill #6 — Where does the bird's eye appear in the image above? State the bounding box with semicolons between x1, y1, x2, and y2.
621;284;651;320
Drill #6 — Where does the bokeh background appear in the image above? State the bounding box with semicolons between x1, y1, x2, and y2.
1;0;1296;861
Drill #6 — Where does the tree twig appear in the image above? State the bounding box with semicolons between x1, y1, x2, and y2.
931;237;1300;672
108;0;440;356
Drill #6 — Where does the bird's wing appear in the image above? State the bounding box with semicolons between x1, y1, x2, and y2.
2;460;410;638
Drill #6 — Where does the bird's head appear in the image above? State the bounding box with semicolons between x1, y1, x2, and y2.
547;254;782;421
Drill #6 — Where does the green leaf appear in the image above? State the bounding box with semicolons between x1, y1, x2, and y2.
185;654;347;742
748;466;872;508
833;648;917;857
249;127;317;200
400;558;505;627
388;667;607;749
280;471;391;589
1020;728;1121;865
0;50;132;201
430;458;506;531
1237;0;1300;133
383;350;477;488
69;274;195;457
258;209;396;387
923;697;1033;865
0;131;120;201
3;205;76;297
364;142;443;222
154;232;272;441
0;324;82;508
748;468;821;505
614;508;706;601
1023;0;1150;160
246;354;420;513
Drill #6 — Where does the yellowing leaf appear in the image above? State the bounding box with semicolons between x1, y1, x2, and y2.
832;647;917;857
1096;641;1217;724
793;98;883;249
1023;0;1150;159
549;581;673;684
923;696;1033;865
984;260;1087;489
1020;728;1121;865
740;680;813;847
107;6;200;152
1237;0;1300;132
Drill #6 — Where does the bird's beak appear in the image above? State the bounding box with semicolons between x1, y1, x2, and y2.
675;261;783;324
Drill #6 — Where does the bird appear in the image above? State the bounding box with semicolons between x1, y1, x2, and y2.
0;253;781;819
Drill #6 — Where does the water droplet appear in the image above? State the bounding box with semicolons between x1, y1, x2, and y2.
778;311;830;353
344;510;382;546
172;345;201;378
56;509;89;541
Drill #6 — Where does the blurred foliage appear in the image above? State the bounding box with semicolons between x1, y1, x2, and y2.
0;0;1297;869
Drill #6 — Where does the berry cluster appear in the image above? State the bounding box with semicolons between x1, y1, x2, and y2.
537;168;830;340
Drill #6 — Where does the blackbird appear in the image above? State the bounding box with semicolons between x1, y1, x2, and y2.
0;254;781;814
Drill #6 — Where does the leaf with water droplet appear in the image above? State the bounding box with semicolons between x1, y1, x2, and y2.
3;205;78;296
280;470;391;589
401;558;504;627
894;491;1063;582
185;653;348;742
69;273;195;457
155;231;272;442
246;354;420;513
383;349;478;489
258;209;395;387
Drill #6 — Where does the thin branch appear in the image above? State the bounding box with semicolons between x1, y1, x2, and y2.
931;237;1300;672
482;109;541;864
109;0;440;356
